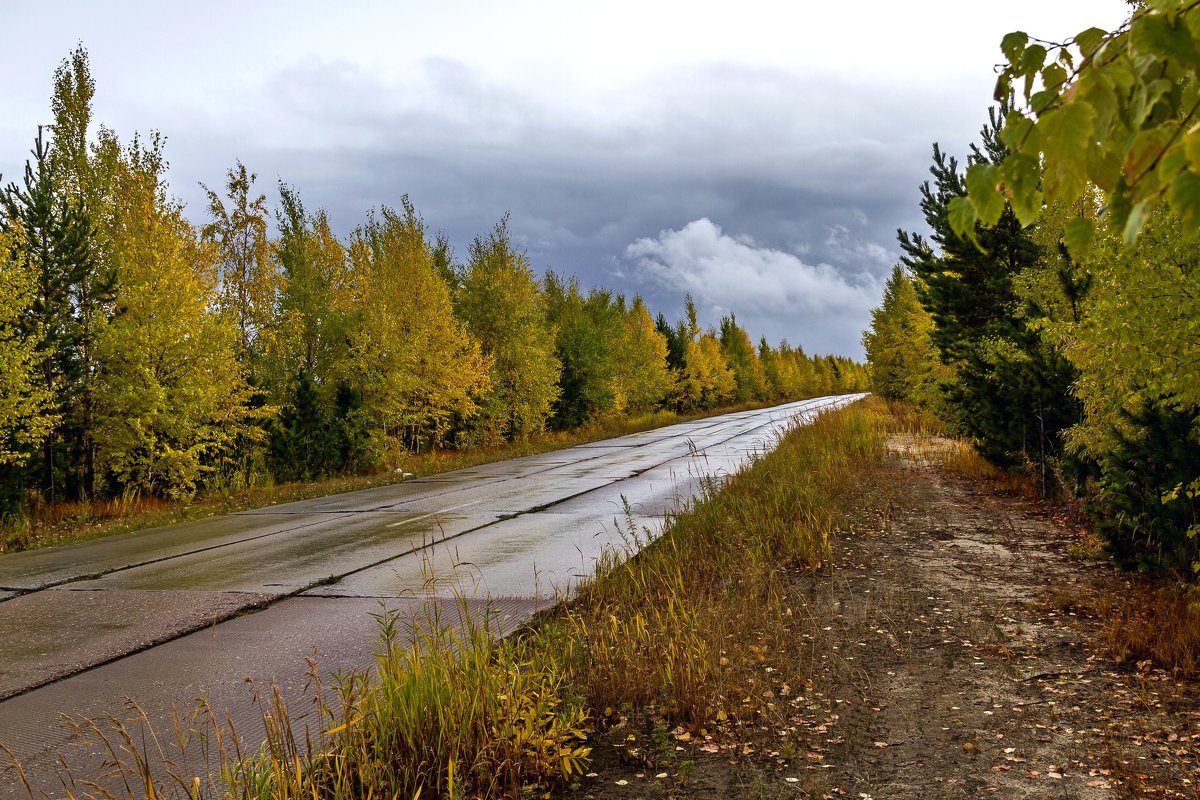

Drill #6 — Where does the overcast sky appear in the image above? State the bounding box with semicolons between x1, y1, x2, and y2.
1;0;1130;357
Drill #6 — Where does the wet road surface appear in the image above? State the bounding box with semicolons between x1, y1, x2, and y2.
0;395;863;796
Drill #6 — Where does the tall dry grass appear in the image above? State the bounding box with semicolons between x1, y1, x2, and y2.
560;400;886;724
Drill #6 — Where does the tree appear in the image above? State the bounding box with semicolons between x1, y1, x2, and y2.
455;220;560;445
342;201;491;460
954;4;1200;250
0;229;57;518
267;184;354;386
1;127;100;501
92;131;259;499
46;46;117;500
1033;207;1200;569
543;273;625;428
261;185;360;480
612;297;672;413
862;264;945;408
47;45;96;199
949;3;1200;566
201;161;277;365
899;109;1077;472
719;314;767;403
664;297;735;412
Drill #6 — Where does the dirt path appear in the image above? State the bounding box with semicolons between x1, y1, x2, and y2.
569;435;1200;799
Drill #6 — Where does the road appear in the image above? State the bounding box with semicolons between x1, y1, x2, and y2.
0;394;864;797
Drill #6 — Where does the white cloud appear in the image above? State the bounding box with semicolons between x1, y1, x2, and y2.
624;219;881;356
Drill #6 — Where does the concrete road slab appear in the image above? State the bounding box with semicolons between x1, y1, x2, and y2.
0;591;14;602
0;513;356;592
0;589;274;699
70;512;498;594
544;450;691;480
236;477;497;514
381;476;616;514
545;465;706;519
0;595;540;799
306;512;665;600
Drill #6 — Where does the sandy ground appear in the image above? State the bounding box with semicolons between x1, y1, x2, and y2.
567;435;1200;799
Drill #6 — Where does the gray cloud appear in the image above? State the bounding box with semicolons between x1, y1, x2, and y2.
625;219;881;356
4;51;980;359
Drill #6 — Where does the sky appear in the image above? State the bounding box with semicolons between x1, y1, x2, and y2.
1;0;1131;358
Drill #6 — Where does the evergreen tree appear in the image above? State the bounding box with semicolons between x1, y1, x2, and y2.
899;108;1076;474
655;312;688;372
1;127;100;502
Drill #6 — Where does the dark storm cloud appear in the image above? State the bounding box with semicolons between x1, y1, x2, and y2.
149;58;974;357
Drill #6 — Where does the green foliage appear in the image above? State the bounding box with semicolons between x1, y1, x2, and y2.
0;229;58;518
1;124;107;502
266;183;354;387
655;312;688;371
455;219;561;445
718;314;767;403
1087;402;1200;571
543;272;627;428
961;3;1200;247
899;109;1078;473
1031;206;1200;571
928;3;1200;567
201;161;277;364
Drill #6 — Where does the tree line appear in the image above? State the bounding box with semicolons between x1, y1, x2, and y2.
0;47;866;524
865;3;1200;573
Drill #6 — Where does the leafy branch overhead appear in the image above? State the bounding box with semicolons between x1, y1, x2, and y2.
953;1;1200;251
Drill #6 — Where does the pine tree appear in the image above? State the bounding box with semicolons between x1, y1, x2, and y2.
899;108;1076;474
1;127;99;501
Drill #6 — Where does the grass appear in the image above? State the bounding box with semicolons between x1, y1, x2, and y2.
1;404;763;554
3;398;891;799
1054;578;1200;680
558;400;886;726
